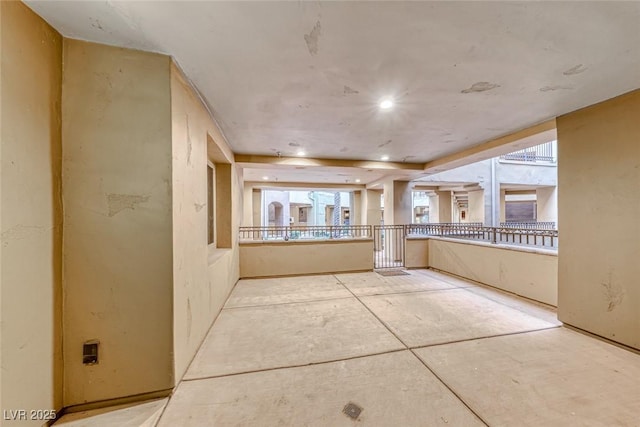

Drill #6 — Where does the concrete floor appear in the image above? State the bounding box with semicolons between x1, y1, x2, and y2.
55;269;640;426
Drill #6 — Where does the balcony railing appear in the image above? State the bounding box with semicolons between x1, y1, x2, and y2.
406;223;557;249
500;141;555;163
500;221;556;230
240;223;558;249
239;225;372;241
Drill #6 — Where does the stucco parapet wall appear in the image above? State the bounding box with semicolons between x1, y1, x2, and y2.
239;237;374;246
407;235;558;257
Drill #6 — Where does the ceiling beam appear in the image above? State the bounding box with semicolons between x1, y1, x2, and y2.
423;119;557;174
246;181;366;191
235;154;424;171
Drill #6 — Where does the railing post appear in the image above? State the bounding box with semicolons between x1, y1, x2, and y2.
491;227;497;244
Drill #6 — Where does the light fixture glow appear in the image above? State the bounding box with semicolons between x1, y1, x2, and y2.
379;98;394;110
297;150;306;156
355;179;361;183
262;176;269;180
381;155;390;161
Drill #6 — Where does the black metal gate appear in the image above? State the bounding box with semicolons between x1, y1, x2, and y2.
373;225;405;269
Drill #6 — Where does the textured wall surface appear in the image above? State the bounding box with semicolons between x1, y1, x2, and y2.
1;2;63;423
62;40;174;406
557;90;640;350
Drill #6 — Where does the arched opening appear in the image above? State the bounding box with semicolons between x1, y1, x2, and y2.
268;201;284;226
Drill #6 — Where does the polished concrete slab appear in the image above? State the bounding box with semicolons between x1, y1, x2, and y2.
54;398;167;426
361;288;556;347
415;328;640;426
225;274;350;308
160;351;484;427
336;271;458;296
185;297;404;379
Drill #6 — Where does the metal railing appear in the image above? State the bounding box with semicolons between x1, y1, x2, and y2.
240;223;557;249
405;223;483;236
239;225;372;241
406;223;557;249
500;141;555;163
374;225;405;269
500;221;556;230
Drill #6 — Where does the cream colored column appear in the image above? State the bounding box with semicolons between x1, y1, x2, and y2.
365;189;382;225
351;191;362;225
393;181;413;225
499;189;506;223
252;189;262;227
428;194;439;223
436;191;453;223
557;89;640;351
468;190;485;223
242;183;253;226
536;186;557;224
383;180;412;226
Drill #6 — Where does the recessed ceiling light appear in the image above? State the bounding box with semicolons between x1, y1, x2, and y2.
381;155;389;161
355;179;361;183
297;150;305;156
262;176;269;180
379;98;394;110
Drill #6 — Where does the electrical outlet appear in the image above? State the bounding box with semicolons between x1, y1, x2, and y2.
83;340;99;365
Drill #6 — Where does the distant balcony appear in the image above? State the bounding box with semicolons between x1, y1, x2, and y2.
500;141;556;164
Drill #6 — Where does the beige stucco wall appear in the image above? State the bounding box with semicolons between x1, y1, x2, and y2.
405;238;429;269
365;189;382;225
62;40;174;406
252;189;262;227
437;191;452;223
557;89;640;350
240;240;374;278
242;184;253;226
1;2;63;422
468;190;485;223
170;63;240;382
429;238;558;306
392;181;413;225
536;186;557;224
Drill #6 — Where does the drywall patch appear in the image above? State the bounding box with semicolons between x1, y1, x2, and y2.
601;270;625;312
461;82;500;93
563;64;587;76
304;20;322;56
107;193;150;217
1;224;48;246
343;85;359;95
540;85;573;92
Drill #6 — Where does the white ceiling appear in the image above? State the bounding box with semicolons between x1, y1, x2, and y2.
27;1;640;166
